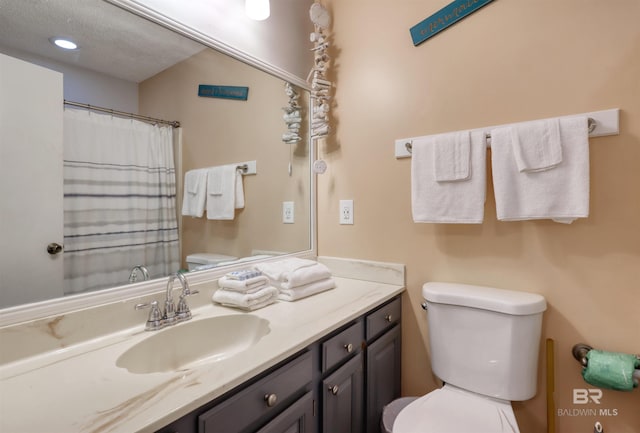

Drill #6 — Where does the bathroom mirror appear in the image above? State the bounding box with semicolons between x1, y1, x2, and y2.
0;0;313;311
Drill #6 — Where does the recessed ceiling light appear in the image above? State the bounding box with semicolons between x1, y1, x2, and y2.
50;37;78;50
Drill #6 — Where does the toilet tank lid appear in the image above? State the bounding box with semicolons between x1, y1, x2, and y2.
422;282;547;315
186;253;238;265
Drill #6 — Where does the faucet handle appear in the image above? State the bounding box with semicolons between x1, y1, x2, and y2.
135;300;164;331
175;289;199;321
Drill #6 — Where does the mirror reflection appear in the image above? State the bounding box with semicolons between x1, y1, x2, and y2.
0;0;311;309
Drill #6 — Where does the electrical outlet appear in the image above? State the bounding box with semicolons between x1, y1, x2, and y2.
339;199;354;225
283;201;294;224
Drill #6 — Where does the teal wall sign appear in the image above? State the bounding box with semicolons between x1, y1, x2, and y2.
198;85;249;101
410;0;494;46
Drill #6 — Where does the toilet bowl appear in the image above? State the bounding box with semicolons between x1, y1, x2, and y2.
393;385;518;433
391;282;547;433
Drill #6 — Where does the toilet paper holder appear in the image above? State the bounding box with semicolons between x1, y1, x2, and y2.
572;343;594;367
572;343;640;367
572;343;640;386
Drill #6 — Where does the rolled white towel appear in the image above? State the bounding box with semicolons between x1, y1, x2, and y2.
212;286;279;310
278;278;336;302
256;258;332;289
217;275;270;293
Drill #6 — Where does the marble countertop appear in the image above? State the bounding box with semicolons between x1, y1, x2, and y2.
0;270;404;433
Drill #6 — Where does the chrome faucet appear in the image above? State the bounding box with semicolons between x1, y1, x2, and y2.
135;272;199;331
128;265;150;283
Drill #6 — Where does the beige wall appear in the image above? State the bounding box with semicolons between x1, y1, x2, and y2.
319;1;640;432
139;48;310;267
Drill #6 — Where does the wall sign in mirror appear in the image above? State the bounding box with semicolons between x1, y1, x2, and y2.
198;84;250;101
0;0;313;311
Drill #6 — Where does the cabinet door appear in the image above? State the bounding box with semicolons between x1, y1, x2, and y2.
366;325;401;433
256;392;315;433
322;353;363;433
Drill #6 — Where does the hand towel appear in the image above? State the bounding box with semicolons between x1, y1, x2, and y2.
181;169;208;217
278;278;336;301
255;258;332;289
511;119;562;172
217;275;270;293
491;116;589;223
212;286;279;310
433;131;471;182
411;130;486;223
206;165;243;220
235;168;245;209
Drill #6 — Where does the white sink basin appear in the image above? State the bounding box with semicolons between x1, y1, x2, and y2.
117;315;270;374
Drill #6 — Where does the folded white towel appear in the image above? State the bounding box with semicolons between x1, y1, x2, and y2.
412;131;486;223
511;119;563;172
181;169;208;217
217;275;270;293
278;278;336;302
212;286;279;310
255;258;332;289
206;165;244;220
433;131;471;182
491;116;589;223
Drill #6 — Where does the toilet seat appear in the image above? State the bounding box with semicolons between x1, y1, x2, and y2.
392;384;520;433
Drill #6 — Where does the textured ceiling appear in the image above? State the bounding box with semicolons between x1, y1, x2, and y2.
0;0;206;83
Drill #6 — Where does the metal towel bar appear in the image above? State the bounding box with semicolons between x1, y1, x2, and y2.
404;118;596;154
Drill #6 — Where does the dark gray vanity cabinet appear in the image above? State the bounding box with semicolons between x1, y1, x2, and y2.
255;391;315;433
155;295;401;433
364;298;402;433
321;353;364;433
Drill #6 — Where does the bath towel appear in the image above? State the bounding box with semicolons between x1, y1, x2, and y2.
278;277;336;301
411;130;486;223
491;116;589;223
433;130;471;182
206;165;244;220
212;286;279;310
511;119;563;172
181;168;208;217
255;258;332;289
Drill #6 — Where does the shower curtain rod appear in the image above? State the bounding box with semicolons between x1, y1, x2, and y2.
63;100;181;128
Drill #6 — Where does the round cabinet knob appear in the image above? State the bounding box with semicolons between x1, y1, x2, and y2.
328;385;339;395
264;393;277;407
384;314;393;322
47;243;63;255
344;343;353;353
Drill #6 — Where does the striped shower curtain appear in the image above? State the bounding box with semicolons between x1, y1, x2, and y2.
63;108;180;295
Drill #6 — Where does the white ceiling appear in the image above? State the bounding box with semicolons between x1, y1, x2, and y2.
0;0;206;83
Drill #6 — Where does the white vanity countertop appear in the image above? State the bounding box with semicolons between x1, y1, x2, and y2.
0;275;404;433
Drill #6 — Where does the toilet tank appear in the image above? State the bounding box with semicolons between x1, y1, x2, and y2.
422;282;547;401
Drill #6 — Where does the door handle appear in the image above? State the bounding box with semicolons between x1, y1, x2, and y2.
47;243;63;255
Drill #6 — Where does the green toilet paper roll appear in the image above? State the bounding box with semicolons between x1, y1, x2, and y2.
582;350;640;391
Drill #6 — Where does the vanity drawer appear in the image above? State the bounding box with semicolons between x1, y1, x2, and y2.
321;320;364;373
366;297;401;341
198;351;312;433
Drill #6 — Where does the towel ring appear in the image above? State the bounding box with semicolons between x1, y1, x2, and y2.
404;117;597;154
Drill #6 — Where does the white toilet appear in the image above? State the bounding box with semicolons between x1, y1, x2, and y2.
185;253;238;271
392;282;547;433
